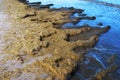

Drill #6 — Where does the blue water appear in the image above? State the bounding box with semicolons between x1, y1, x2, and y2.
97;0;120;5
28;0;120;79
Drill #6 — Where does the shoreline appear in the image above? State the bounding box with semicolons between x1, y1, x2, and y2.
0;0;116;80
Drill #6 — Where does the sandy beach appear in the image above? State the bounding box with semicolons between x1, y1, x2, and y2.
0;0;117;80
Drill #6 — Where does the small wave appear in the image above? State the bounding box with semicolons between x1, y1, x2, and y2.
91;54;106;69
82;0;120;8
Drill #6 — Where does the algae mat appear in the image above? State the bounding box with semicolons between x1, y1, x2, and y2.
0;0;114;80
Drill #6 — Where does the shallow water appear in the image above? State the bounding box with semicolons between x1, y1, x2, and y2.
19;0;120;79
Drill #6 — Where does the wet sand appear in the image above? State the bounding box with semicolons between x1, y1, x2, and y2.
0;0;117;80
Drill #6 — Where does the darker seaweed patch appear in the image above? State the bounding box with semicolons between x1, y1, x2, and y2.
72;46;88;54
55;58;64;67
28;4;54;9
18;0;27;3
19;0;53;9
32;41;49;55
66;26;110;42
50;7;84;13
39;4;54;8
75;16;96;20
89;64;118;80
22;12;36;18
67;63;80;80
68;52;118;80
28;2;41;6
27;1;54;9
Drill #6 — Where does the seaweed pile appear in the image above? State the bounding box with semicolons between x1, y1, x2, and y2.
0;0;117;80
